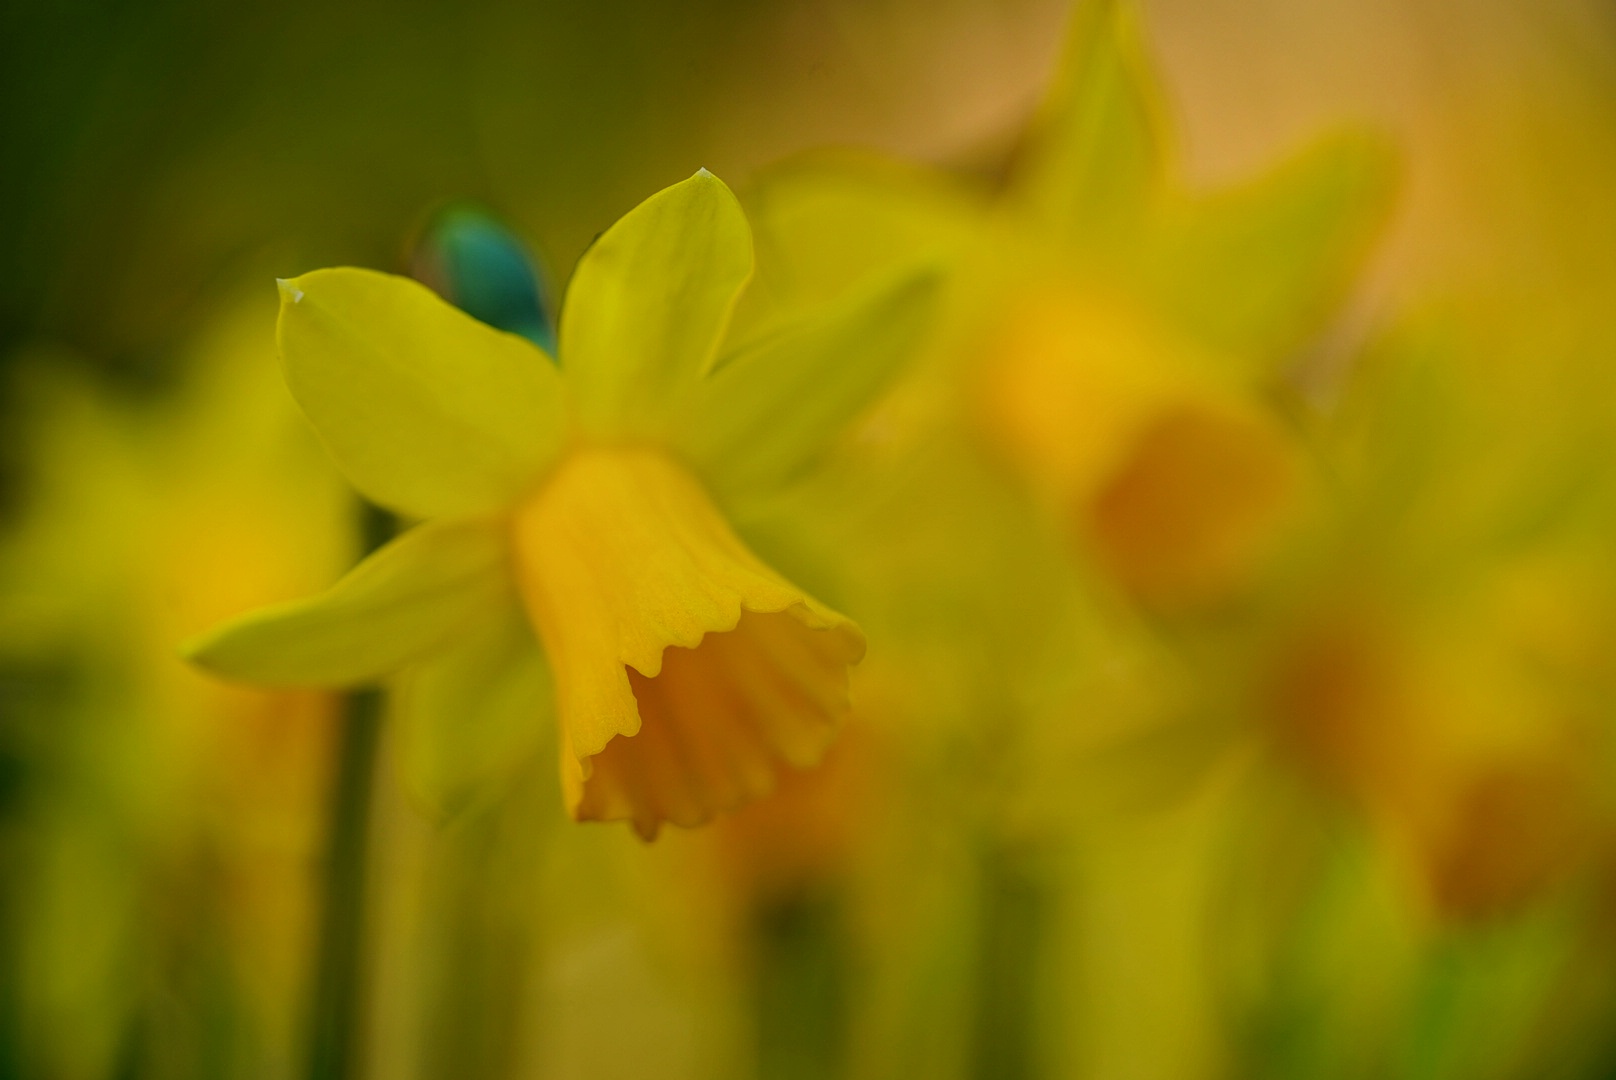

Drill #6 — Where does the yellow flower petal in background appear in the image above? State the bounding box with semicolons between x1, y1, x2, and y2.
677;264;944;503
184;517;512;687
277;268;568;518
562;169;754;437
745;151;983;315
1141;129;1398;374
510;447;864;838
1005;0;1166;246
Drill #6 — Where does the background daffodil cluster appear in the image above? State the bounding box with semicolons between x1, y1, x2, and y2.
5;1;1616;1079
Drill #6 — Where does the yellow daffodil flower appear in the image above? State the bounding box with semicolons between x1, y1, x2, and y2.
723;11;1396;1070
744;0;1394;610
186;170;939;838
1261;323;1616;924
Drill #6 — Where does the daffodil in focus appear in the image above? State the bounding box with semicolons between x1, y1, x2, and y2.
186;170;939;838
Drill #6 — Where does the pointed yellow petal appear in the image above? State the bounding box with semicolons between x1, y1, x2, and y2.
1006;0;1168;245
560;170;753;437
677;264;944;503
509;447;864;838
1143;129;1398;373
278;268;567;518
394;591;554;819
184;518;511;687
745;151;982;314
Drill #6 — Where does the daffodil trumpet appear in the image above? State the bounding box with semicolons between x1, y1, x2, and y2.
186;170;940;837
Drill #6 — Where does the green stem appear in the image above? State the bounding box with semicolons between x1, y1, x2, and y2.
305;504;392;1080
970;843;1049;1080
755;889;848;1080
304;687;383;1080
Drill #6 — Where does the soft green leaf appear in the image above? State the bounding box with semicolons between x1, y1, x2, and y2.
277;267;567;518
393;592;554;819
183;517;511;687
677;263;944;503
561;169;754;437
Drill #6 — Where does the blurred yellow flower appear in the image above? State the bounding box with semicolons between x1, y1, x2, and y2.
979;286;1299;605
0;296;356;1079
187;170;939;838
1260;324;1616;925
746;0;1394;610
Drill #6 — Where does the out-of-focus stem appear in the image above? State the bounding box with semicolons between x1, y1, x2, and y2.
755;889;849;1080
304;687;383;1080
305;504;393;1080
970;843;1049;1080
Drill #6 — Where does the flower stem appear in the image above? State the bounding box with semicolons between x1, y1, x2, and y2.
304;687;383;1080
755;889;849;1080
305;504;393;1080
970;842;1050;1080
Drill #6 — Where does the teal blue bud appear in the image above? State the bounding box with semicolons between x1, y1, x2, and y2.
412;204;556;356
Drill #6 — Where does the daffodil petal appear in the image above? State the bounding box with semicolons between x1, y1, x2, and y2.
394;591;554;819
678;264;944;502
560;169;753;436
277;267;566;518
1007;0;1167;244
1142;130;1398;373
183;517;510;687
744;151;982;316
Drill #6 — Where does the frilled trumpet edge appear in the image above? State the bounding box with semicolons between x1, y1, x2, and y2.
512;446;865;839
584;606;858;838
